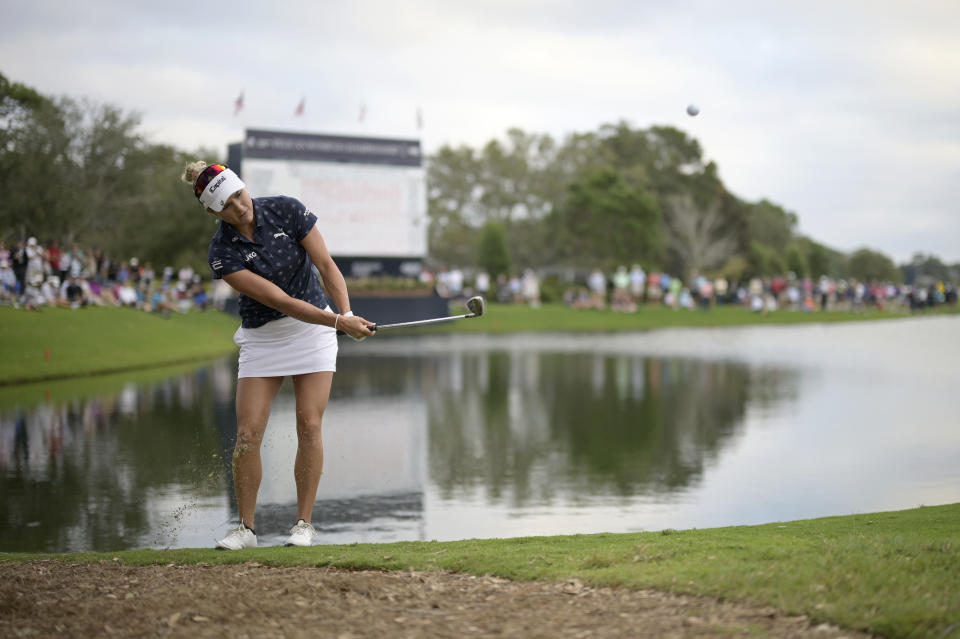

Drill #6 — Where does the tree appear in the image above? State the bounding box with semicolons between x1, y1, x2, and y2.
427;144;483;228
61;99;150;244
476;129;558;223
503;217;554;271
599;122;711;196
746;199;796;253
746;241;785;278
663;194;739;279
718;255;749;283
552;168;660;269
901;253;954;284
0;74;224;270
425;123;763;275
0;73;71;241
542;131;608;210
847;248;901;283
426;129;610;270
804;240;831;278
476;221;512;280
0;77;145;244
784;243;809;278
108;144;219;271
427;217;479;269
427;129;568;232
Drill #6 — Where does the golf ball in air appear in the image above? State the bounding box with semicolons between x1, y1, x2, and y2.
687;104;700;116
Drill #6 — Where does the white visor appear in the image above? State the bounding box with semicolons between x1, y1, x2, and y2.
199;168;246;212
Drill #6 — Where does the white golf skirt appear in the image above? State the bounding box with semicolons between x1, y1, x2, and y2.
233;313;338;378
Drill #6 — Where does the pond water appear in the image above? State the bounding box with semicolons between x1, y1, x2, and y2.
2;316;957;552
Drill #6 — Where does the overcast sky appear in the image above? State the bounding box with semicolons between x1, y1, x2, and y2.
3;0;958;263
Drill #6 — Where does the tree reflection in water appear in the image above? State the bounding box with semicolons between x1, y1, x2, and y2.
0;363;237;553
420;352;797;503
1;350;798;552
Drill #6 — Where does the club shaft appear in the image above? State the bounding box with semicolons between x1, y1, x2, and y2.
375;313;474;330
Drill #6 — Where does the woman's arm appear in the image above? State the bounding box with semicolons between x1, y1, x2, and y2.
301;227;349;314
222;269;338;327
220;228;375;339
299;226;375;339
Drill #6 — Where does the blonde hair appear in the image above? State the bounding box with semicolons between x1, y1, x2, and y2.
181;160;210;186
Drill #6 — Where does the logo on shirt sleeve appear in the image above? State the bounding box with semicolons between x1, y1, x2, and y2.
211;259;223;271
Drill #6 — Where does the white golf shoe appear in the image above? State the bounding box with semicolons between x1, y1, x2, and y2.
216;524;257;550
284;519;316;547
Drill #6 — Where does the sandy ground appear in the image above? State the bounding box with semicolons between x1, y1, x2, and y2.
0;560;876;638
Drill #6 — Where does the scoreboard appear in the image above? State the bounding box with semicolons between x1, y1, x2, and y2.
230;129;427;277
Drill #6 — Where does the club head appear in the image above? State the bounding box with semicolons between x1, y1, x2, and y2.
466;296;486;318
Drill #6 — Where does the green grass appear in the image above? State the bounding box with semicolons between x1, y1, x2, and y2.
0;360;229;410
406;301;954;335
3;504;957;638
2;303;955;385
2;305;958;636
0;306;239;385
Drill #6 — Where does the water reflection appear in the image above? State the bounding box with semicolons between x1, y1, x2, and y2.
1;348;796;552
2;317;956;552
422;352;796;502
0;368;232;553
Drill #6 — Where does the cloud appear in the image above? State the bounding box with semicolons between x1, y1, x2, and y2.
2;0;959;262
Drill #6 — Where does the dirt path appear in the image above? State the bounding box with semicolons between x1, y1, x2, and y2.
1;561;874;638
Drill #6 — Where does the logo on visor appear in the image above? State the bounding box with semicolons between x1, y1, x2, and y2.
193;163;227;197
208;175;227;194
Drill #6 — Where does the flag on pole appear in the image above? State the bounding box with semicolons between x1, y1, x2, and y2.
294;97;305;117
358;103;366;123
233;92;244;117
416;107;423;129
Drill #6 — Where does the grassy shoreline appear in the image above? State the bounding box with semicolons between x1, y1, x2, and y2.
424;301;956;334
3;305;958;636
3;303;956;386
3;503;957;638
0;306;240;385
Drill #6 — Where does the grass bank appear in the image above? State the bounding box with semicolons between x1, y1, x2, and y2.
3;303;956;385
0;306;239;385
408;301;955;334
3;503;957;638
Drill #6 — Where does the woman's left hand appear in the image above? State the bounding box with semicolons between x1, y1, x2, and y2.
338;313;376;341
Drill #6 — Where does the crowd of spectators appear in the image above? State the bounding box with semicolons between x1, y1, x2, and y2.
423;266;542;308
426;262;957;315
0;238;233;315
6;238;954;318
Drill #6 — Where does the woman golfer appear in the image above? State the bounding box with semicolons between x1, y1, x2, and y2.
182;161;375;550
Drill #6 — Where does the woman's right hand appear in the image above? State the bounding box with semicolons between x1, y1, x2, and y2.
338;313;376;341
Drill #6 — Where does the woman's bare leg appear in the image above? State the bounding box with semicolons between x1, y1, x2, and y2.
233;376;284;529
290;371;334;523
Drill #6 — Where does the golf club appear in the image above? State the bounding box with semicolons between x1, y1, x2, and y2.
338;296;486;338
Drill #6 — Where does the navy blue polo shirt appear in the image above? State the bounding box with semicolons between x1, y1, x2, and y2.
208;196;329;328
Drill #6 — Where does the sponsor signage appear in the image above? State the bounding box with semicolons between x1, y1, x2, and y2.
244;129;421;167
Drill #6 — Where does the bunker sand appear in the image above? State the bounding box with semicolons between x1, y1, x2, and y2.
0;560;875;638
